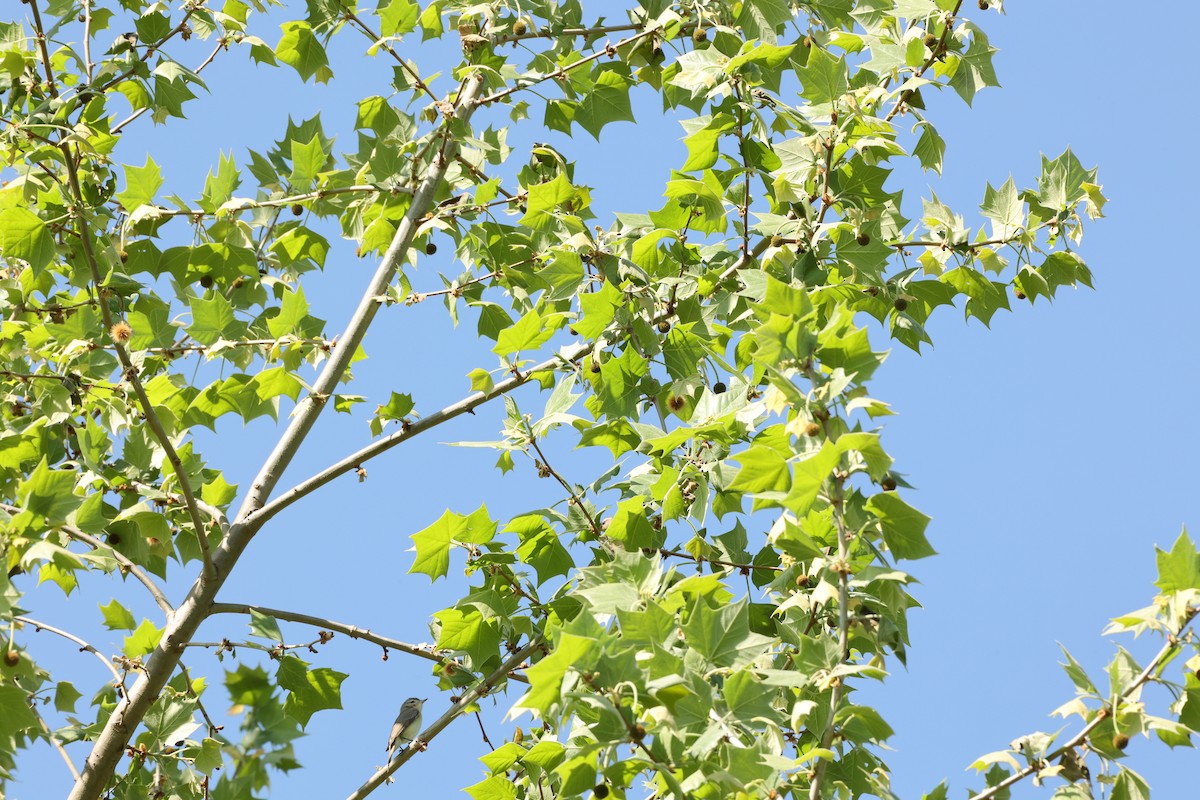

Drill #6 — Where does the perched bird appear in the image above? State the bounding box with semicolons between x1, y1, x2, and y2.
386;697;427;760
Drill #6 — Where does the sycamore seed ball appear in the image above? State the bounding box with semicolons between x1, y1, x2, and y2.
109;321;133;344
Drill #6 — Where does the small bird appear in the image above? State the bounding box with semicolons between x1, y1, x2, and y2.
386;697;427;760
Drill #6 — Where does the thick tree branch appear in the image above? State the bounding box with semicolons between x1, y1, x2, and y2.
232;73;486;525
65;74;487;800
344;638;543;800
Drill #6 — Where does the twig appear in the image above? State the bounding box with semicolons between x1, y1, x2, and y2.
63;527;174;616
26;0;60;98
478;27;659;106
969;606;1198;800
53;137;217;582
178;663;223;738
734;82;751;258
337;1;437;104
30;700;82;782
112;40;225;135
94;4;203;93
344;638;543;800
884;1;965;122
454;155;516;199
406;270;501;304
806;472;850;800
474;711;495;750
494;21;646;45
205;603;528;683
525;422;602;538
657;547;781;573
131;184;407;221
14;616;124;688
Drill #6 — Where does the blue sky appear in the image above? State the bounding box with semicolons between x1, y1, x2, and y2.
10;3;1200;799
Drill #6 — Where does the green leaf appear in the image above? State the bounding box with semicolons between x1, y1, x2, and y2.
0;686;37;740
189;293;242;345
54;681;83;713
947;23;999;105
518;173;574;230
0;207;55;270
410;506;496;580
798;48;849;106
465;776;518;800
377;0;418;37
434;607;501;665
468;368;495;394
517;632;595;715
124;618;164;658
604;499;658;549
289;134;326;186
683;598;774;668
194;737;224;775
278;655;347;728
100;599;137;631
728;446;791;494
736;0;793;43
578;66;635;140
116;156;164;211
1155;529;1200;593
277;21;331;83
248;609;284;641
981;177;1023;238
866;492;936;560
493;308;556;355
1111;767;1150;800
19;458;83;524
913;123;945;174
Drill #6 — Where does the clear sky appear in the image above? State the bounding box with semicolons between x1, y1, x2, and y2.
10;3;1200;799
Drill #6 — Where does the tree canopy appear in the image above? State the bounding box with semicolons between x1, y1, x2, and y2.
1;1;1197;800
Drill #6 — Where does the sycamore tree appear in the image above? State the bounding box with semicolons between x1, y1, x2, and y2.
1;0;1198;799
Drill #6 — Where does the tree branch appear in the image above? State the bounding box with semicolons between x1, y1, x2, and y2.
808;408;851;800
524;420;601;538
30;699;82;783
66;74;488;800
232;73;486;525
14;616;125;690
0;504;173;617
242;239;772;529
56;144;217;583
478;27;659;106
344;638;543;800
206;602;528;683
969;606;1198;800
64;527;175;617
884;1;964;122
